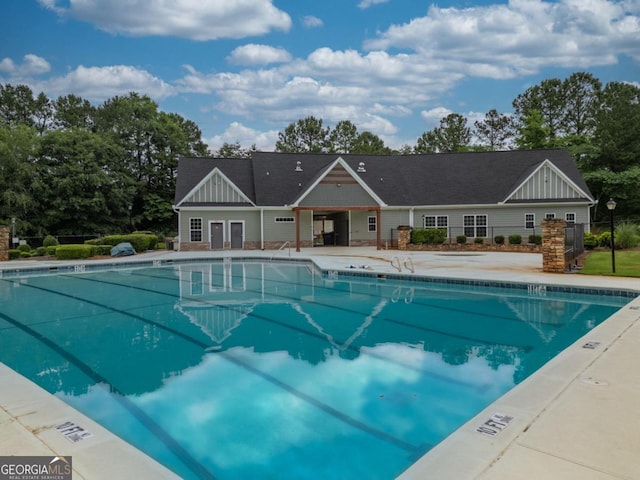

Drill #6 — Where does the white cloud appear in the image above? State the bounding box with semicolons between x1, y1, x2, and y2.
207;122;279;152
420;107;454;127
43;65;174;102
0;54;51;77
364;0;640;77
42;0;291;40
227;44;292;66
302;15;323;28
358;0;390;10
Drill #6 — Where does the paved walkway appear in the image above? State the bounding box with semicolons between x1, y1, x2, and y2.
1;248;639;479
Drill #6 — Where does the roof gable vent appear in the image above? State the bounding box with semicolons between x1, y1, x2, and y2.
357;161;366;172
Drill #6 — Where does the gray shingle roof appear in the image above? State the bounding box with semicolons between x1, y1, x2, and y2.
174;157;255;204
174;149;593;207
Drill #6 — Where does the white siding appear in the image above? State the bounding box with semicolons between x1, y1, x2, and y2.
511;164;583;201
186;171;248;204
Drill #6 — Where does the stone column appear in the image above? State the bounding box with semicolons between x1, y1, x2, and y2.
542;218;567;273
397;225;411;250
0;226;9;261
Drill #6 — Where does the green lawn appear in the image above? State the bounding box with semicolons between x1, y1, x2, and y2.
579;250;640;277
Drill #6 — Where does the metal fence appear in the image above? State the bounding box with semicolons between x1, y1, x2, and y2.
16;235;99;248
564;223;585;268
388;225;543;245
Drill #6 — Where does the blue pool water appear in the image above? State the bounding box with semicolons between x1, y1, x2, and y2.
0;260;633;479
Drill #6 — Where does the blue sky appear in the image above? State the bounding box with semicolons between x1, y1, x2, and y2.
1;0;639;152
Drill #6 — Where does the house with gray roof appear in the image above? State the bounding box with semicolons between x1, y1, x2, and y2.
173;149;594;251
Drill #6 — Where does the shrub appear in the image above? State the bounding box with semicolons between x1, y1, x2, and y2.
96;245;113;255
583;232;598;249
528;234;542;245
411;228;427;244
46;246;57;256
425;228;447;244
411;228;447;244
456;235;467;244
43;235;59;247
598;231;612;248
8;249;20;260
474;237;484;244
95;233;157;252
614;221;639;249
494;235;505;245
17;244;31;253
55;244;95;260
508;234;522;245
20;251;31;258
35;246;47;256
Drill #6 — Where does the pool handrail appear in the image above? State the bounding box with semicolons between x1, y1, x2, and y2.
270;241;291;260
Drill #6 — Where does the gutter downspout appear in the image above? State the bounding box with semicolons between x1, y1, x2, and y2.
260;208;265;250
172;205;180;251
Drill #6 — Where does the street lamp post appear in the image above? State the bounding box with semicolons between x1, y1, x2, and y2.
606;198;616;273
11;217;16;248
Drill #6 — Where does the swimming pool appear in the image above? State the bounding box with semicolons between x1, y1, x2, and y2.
0;259;633;479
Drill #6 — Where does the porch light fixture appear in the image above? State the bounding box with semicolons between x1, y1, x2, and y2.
295;161;303;171
606;198;616;273
357;162;366;172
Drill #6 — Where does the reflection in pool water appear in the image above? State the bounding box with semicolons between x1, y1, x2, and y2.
0;261;630;479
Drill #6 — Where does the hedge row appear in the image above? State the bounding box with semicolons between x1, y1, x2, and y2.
55;244;112;260
410;230;541;246
85;233;158;252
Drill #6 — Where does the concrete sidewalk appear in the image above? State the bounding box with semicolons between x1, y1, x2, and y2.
1;248;639;479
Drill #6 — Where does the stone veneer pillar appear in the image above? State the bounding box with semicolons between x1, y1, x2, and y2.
397;225;411;250
0;226;9;261
542;218;567;273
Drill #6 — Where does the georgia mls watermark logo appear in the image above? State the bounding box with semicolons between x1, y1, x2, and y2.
0;456;72;480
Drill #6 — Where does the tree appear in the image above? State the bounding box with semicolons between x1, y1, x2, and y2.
0;84;37;128
328;120;359;153
583;167;640;221
215;141;255;158
352;131;390;154
54;94;96;130
473;109;515;151
0;125;40;234
514;110;554;150
414;131;437;154
593;81;640;172
562;72;602;138
275;116;330;153
415;113;471;153
512;78;565;142
393;144;414;155
93;93;207;231
37;129;125;234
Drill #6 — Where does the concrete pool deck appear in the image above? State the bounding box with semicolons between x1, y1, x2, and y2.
1;248;639;479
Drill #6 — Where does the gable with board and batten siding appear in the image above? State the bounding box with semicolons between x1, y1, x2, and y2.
181;168;255;206
503;159;591;203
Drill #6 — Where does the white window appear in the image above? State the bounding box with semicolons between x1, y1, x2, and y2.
368;216;377;232
189;218;203;242
565;212;576;223
463;214;487;237
525;213;535;229
275;217;295;223
545;213;556;219
424;215;448;229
